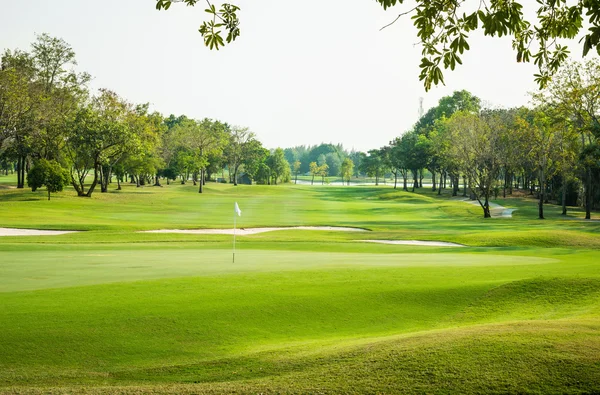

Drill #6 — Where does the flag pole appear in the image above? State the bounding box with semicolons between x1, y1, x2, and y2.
233;206;236;263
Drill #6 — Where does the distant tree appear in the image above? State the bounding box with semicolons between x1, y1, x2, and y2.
341;158;354;186
225;126;255;186
325;152;342;177
27;159;69;200
319;163;329;185
360;149;387;186
268;148;291;185
241;139;269;184
293;160;301;184
309;161;319;185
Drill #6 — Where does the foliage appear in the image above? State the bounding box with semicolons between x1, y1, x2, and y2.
156;1;600;90
26;159;69;200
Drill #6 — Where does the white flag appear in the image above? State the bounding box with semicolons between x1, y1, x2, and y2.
234;202;242;217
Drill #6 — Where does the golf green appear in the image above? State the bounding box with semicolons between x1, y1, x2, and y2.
0;178;599;393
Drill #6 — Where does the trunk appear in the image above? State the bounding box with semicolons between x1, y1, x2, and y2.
561;175;567;216
16;157;21;188
295;172;298;185
202;170;206;186
403;173;408;191
394;172;398;189
586;168;592;220
463;175;467;197
311;175;314;185
198;170;205;193
17;155;26;189
347;178;350;186
154;174;161;187
375;172;379;186
100;165;111;193
70;172;84;197
47;188;51;201
117;176;122;190
538;170;545;220
431;171;436;192
509;172;513;195
483;196;491;218
419;170;423;188
234;167;238;186
503;171;507;198
136;175;140;188
85;163;100;197
452;175;458;197
412;170;417;192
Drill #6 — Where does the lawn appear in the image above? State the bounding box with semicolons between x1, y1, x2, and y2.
0;175;599;393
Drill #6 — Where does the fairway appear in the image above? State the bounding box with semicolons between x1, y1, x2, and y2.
1;180;600;393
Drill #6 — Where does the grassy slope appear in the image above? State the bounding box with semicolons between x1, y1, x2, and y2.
1;174;599;393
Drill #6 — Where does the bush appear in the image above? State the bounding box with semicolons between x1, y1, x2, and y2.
27;159;70;200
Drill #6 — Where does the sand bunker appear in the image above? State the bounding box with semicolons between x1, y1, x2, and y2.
142;226;368;236
0;228;78;236
360;240;465;247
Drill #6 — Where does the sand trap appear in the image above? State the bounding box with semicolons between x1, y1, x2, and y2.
361;240;465;247
0;228;78;236
455;198;517;218
142;226;368;236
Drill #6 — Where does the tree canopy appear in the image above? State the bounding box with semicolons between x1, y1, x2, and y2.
155;0;600;90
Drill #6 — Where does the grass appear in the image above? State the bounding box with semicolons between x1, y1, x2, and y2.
0;173;599;393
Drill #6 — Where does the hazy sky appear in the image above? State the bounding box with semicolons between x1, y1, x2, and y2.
0;0;586;151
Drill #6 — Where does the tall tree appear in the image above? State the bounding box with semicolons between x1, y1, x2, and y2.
537;59;600;219
446;110;504;218
225;126;254;186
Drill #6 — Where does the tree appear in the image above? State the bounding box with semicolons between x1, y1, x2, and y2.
517;108;562;220
156;1;600;90
225;126;255;186
360;149;386;186
446;110;504;218
319;163;329;185
309;161;319;185
171;118;227;193
341;158;354;186
537;59;600;219
26;159;69;200
267;148;291;185
0;66;33;189
389;136;411;191
293;160;301;184
241;139;269;184
64;90;130;197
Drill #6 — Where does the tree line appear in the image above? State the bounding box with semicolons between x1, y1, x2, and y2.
0;35;292;199
362;61;600;219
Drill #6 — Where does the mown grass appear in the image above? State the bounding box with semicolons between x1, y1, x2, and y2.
1;174;599;393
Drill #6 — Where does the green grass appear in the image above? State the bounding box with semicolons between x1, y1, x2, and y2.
1;175;599;393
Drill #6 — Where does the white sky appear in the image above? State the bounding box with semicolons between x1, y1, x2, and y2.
0;0;588;151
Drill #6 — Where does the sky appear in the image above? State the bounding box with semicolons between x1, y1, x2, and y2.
0;0;586;151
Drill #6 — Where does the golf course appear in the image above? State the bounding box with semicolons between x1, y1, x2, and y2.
1;174;599;394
